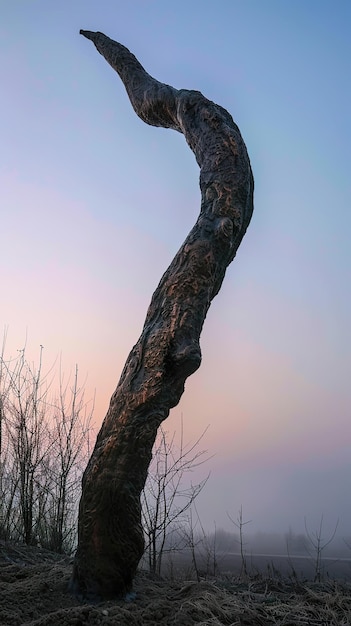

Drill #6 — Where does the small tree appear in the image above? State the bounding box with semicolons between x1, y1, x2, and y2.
2;344;52;545
39;364;94;553
0;332;94;551
228;506;251;579
141;421;209;575
182;506;221;580
304;515;339;582
0;334;13;538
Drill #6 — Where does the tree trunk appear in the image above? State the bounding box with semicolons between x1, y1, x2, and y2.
71;30;254;600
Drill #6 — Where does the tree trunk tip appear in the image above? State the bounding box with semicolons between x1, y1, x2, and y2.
80;29;97;42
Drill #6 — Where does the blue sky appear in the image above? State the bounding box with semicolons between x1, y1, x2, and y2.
1;1;350;537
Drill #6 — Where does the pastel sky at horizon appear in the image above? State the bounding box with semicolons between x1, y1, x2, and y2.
1;1;350;538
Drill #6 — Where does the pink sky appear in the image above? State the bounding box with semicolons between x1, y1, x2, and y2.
1;1;350;538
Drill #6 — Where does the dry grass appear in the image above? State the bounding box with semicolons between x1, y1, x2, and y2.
1;541;350;625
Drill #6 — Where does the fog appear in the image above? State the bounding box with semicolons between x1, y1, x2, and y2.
183;451;351;542
154;521;351;581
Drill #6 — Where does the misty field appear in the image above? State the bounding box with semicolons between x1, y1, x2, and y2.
164;549;351;583
1;540;351;626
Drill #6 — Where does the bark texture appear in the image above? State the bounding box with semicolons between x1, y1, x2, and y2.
71;30;254;600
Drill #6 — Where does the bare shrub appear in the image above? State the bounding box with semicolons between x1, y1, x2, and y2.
228;505;251;579
0;332;94;552
181;507;222;580
140;419;209;575
304;515;339;582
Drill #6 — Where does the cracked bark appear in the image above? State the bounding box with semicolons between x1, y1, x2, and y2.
71;30;254;600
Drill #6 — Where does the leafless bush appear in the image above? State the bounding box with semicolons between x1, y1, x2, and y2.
228;505;251;579
304;515;339;582
0;332;94;552
140;419;209;575
181;506;223;581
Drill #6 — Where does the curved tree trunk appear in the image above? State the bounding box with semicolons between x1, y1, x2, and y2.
71;30;254;600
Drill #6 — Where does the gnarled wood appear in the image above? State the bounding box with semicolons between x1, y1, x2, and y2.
71;30;254;600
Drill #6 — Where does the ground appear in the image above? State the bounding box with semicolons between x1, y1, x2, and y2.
1;541;350;625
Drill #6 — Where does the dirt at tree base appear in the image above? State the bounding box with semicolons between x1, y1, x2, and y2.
1;541;350;625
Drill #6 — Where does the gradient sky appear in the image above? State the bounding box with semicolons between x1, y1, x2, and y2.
1;1;350;539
